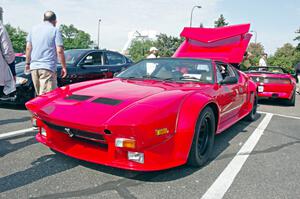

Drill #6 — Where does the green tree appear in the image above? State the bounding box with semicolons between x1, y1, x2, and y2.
4;24;27;53
295;27;300;50
214;14;229;28
128;33;184;62
128;39;155;62
60;24;93;50
268;43;300;73
155;34;184;57
240;42;265;70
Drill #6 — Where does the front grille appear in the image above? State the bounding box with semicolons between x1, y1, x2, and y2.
251;77;290;84
43;121;107;148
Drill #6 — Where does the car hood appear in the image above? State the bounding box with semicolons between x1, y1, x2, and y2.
26;79;200;129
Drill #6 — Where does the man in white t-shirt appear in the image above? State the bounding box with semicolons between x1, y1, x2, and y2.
259;53;267;66
147;47;159;58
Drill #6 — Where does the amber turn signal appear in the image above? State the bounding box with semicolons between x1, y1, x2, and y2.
155;128;169;136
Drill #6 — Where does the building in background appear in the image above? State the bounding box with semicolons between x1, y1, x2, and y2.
122;30;158;55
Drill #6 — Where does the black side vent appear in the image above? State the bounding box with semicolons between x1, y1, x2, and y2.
92;97;122;106
65;94;93;101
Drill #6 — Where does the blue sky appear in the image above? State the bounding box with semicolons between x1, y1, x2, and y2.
0;0;299;54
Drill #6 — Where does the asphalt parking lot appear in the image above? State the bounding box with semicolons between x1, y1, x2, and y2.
0;97;300;199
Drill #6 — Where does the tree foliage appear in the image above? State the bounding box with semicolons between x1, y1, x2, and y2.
128;33;184;62
295;27;300;50
214;14;229;27
4;24;27;53
60;24;93;50
268;43;300;73
240;42;265;70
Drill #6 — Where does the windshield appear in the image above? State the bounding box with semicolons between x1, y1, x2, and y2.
247;67;284;74
64;50;85;65
117;58;213;83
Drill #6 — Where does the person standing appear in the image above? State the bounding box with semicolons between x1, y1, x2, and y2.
147;47;159;58
25;11;67;96
0;21;16;100
259;53;268;66
295;61;300;94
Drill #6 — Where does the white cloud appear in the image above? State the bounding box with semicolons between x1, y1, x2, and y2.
1;0;221;51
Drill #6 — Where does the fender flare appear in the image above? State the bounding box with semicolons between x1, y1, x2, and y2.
172;92;220;163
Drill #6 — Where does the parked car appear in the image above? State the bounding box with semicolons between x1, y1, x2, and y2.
15;53;26;64
26;58;257;171
1;49;133;104
245;66;297;106
26;24;257;171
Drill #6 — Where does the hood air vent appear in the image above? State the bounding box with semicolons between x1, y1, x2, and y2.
92;97;122;105
65;94;93;101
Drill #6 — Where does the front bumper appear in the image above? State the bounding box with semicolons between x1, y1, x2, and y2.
35;119;185;171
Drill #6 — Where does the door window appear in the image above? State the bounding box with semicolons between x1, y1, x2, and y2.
81;52;103;66
106;52;126;65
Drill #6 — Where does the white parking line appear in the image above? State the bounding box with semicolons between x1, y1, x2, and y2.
258;111;300;120
201;113;273;199
0;128;36;139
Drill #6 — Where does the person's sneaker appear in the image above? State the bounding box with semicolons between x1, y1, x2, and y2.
0;93;16;101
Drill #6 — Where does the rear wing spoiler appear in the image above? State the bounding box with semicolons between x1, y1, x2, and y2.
173;24;252;64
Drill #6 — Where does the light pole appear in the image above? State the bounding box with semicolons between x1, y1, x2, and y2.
190;5;201;27
250;30;257;44
97;19;101;49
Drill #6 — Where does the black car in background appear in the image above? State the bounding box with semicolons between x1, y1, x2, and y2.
2;49;133;104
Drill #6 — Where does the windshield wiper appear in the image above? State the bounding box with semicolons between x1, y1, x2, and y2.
142;75;165;81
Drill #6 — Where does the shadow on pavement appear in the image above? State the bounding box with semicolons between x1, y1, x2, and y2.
0;103;27;110
0;116;31;126
258;99;290;107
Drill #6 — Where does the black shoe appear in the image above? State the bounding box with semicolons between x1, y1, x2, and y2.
0;93;16;101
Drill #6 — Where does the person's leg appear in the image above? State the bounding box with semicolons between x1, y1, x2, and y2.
0;86;4;97
39;69;57;95
31;69;41;95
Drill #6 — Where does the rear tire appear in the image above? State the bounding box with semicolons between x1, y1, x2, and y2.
287;92;296;106
187;107;215;167
245;93;258;121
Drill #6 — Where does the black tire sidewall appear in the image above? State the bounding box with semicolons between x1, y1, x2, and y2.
188;107;216;167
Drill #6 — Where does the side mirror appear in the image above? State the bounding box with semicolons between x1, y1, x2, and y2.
220;76;238;85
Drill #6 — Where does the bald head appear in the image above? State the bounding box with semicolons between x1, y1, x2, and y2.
44;11;56;23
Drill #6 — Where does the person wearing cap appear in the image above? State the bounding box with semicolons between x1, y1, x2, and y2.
147;47;159;58
25;11;67;96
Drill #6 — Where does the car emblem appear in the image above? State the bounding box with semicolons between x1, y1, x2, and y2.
65;128;74;137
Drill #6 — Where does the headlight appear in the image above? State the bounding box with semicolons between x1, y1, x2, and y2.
16;77;28;85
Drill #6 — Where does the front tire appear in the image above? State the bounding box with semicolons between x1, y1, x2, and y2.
188;107;216;167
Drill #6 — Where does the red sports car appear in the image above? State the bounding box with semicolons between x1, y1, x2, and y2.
26;24;256;171
245;66;297;106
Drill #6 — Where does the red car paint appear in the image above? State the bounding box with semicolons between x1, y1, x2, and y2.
26;24;255;171
246;67;296;100
174;24;252;64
